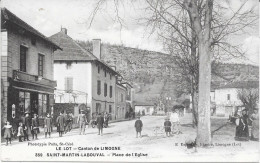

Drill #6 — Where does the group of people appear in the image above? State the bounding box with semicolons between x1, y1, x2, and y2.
234;108;259;141
77;110;110;136
134;109;181;138
2;111;74;145
56;111;74;137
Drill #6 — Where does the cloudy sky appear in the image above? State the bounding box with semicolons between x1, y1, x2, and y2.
1;0;259;65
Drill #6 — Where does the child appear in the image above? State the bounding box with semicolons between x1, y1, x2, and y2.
134;116;143;138
44;113;52;138
164;117;171;137
17;122;24;142
2;121;13;146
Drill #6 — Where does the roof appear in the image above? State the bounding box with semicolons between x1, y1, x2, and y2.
121;82;133;88
116;82;127;90
134;101;153;106
1;8;61;50
49;32;95;61
217;81;259;89
49;31;119;75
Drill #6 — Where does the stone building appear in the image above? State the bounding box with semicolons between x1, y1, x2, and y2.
49;29;120;119
1;8;61;125
115;81;127;120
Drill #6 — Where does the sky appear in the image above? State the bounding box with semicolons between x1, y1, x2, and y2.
1;0;259;65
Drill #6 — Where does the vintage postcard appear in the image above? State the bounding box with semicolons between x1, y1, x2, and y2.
1;0;259;162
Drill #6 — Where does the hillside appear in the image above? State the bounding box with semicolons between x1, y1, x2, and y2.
77;40;259;105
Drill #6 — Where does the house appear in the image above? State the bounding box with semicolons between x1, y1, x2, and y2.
49;28;120;120
121;82;134;111
1;8;61;125
115;81;127;120
134;101;154;115
214;80;259;117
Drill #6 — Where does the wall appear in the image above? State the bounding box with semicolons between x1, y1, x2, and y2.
91;62;116;118
115;84;127;119
135;106;154;115
1;30;9;123
54;62;92;105
8;30;54;80
215;88;243;117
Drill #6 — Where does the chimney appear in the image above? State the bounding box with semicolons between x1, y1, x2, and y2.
61;27;67;35
92;39;101;59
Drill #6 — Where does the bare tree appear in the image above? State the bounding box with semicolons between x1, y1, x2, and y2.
88;0;258;146
237;88;259;115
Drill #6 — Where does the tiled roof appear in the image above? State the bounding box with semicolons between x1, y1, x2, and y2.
218;81;259;89
49;32;95;61
49;31;120;75
1;8;61;50
134;101;153;106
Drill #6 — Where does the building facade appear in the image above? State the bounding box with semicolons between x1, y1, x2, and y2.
214;81;259;117
1;8;60;125
115;82;127;120
49;29;118;119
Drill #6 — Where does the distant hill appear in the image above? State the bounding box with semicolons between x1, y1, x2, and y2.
77;40;259;105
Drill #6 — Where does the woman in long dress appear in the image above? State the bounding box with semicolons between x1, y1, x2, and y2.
250;109;259;141
235;109;249;141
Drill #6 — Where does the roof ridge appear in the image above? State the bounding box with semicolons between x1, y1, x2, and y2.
2;7;61;49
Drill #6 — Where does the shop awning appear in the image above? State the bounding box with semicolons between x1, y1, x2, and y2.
13;86;55;95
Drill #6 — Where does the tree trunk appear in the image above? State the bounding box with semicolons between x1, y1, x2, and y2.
196;39;212;146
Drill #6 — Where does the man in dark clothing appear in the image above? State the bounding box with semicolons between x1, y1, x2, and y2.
56;111;66;137
135;116;143;138
96;113;104;136
22;113;31;141
31;114;40;140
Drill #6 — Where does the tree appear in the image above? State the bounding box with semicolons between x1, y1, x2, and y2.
237;88;259;115
88;0;258;146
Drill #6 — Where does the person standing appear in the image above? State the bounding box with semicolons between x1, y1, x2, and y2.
96;113;104;136
2;121;13;145
31;114;40;140
44;113;53;138
235;109;249;141
23;113;31;141
250;108;259;141
134;116;143;138
56;111;65;137
77;110;87;135
164;117;172;137
17;122;24;142
170;109;180;134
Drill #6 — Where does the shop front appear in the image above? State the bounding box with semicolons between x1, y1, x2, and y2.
8;70;56;126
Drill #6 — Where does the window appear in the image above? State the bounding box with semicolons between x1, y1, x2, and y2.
38;54;44;76
110;86;113;98
97;80;101;95
110;74;112;80
105;70;107;77
38;94;48;118
96;103;101;113
98;66;100;73
20;46;27;72
65;77;73;92
104;83;107;97
18;91;30;114
227;94;230;100
121;93;124;102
